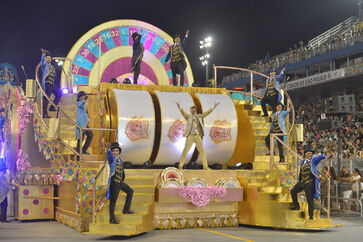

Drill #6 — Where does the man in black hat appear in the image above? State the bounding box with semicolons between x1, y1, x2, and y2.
265;103;290;163
106;142;134;224
40;48;62;118
76;91;93;154
290;149;327;220
165;30;190;86
260;68;286;117
131;32;144;84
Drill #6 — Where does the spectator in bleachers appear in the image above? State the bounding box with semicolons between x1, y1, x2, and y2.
350;168;362;197
223;21;363;85
295;97;363;159
338;166;351;181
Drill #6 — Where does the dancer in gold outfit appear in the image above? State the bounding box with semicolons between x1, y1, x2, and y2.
176;101;219;170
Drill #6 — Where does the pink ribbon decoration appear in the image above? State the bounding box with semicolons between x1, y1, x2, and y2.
179;186;227;207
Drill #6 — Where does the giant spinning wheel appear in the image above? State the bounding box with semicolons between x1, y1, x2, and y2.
61;20;194;88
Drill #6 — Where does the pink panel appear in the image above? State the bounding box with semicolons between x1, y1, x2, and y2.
79;47;97;63
72;65;90;76
143;32;156;50
92;34;109;54
110;27;121;47
155;41;170;59
100;57;158;85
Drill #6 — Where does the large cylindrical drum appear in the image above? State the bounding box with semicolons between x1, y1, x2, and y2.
111;89;155;164
152;91;195;166
195;93;238;165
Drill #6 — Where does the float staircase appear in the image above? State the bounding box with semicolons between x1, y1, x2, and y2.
236;100;333;229
88;172;155;235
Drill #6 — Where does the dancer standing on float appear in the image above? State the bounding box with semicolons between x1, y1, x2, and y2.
290;149;329;220
40;49;62;118
165;30;190;86
76;91;93;155
260;68;286;117
265;103;290;163
176;101;219;170
106;142;134;224
131;32;144;84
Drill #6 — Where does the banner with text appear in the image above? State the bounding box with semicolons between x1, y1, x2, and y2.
285;68;345;91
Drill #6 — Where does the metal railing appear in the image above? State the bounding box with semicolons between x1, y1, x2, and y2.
53;57;72;92
321;179;363;219
217;66;296;137
217;66;321;217
213;65;269;100
270;133;331;218
92;159;108;224
34;63;117;157
34;62;118;224
308;16;358;48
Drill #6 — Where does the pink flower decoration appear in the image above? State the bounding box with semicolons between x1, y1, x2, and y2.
16;149;31;171
18;100;33;136
178;186;227;207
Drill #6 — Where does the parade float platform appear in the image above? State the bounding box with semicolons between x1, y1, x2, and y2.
1;19;335;237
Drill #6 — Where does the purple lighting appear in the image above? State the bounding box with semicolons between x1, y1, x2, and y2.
62;88;69;95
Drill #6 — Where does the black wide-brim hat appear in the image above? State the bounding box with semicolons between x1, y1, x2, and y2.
132;32;141;40
77;91;86;100
110;142;122;153
304;149;314;155
269;68;276;73
45;51;52;57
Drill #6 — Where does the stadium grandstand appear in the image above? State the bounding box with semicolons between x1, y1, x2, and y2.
220;7;363;217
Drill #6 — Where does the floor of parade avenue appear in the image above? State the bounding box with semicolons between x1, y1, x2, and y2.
0;213;362;242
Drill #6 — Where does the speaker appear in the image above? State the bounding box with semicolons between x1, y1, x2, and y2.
323;94;356;114
317;120;332;130
317;120;342;130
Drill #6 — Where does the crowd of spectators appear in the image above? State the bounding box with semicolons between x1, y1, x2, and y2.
295;96;363;159
222;21;363;85
320;165;362;211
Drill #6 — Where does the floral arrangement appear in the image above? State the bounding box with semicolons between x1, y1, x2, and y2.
179;185;227;207
16;149;31;171
18;99;33;135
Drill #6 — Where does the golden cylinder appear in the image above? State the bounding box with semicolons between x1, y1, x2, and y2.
48;118;60;139
26;79;36;98
294;124;304;142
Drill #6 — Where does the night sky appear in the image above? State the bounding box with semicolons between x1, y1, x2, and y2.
0;0;358;85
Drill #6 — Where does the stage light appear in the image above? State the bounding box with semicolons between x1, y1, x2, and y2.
72;86;78;93
199;35;213;83
236;162;242;167
55;59;59;63
62;88;69;94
